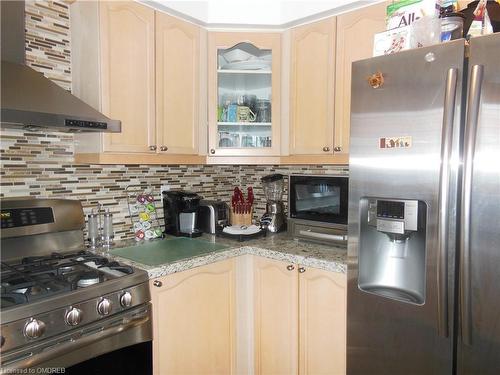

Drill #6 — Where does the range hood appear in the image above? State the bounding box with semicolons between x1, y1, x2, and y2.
0;1;120;133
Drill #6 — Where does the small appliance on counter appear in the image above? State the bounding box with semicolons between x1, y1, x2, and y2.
162;190;202;237
288;174;348;245
198;200;230;234
260;174;286;233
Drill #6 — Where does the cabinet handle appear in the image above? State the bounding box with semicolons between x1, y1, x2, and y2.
334;146;342;152
149;145;157;151
298;267;306;273
322;146;330;152
210;149;215;155
160;146;168;152
153;280;162;287
286;264;295;271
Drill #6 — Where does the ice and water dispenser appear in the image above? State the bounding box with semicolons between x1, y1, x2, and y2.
358;198;427;304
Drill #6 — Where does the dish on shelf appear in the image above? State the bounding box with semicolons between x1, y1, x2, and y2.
220;59;271;71
222;42;262;63
222;48;253;63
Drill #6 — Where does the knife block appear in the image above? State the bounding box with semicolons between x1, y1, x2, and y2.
230;205;253;226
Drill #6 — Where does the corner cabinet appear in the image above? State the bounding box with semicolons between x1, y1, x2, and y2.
208;32;281;157
70;1;206;164
150;259;236;375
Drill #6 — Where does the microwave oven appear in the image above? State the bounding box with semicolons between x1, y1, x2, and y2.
288;174;348;245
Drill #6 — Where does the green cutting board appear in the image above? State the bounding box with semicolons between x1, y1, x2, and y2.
109;237;230;266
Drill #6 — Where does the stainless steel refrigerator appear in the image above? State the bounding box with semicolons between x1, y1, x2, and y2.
347;33;500;374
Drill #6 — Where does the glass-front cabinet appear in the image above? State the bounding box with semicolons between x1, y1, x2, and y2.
208;33;281;156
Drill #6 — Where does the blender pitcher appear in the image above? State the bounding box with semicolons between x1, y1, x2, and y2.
260;174;286;232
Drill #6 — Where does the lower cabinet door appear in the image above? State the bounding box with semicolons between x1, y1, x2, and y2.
299;266;347;375
150;259;236;375
254;257;299;375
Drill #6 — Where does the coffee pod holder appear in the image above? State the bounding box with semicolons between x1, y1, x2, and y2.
126;185;164;241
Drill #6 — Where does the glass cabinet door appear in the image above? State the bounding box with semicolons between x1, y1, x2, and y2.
217;42;272;149
208;34;281;157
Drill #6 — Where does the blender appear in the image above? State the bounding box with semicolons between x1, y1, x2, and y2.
260;174;286;233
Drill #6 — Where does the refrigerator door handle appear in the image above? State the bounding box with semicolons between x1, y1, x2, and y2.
437;67;459;338
460;64;484;346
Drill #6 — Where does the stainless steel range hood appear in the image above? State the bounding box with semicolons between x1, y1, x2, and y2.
0;1;120;133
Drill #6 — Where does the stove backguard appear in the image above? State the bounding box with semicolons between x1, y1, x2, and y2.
1;198;85;262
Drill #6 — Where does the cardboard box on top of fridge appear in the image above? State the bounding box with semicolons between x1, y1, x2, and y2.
373;26;412;56
386;0;440;30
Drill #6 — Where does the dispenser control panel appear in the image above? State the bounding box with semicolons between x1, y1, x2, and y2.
367;199;418;234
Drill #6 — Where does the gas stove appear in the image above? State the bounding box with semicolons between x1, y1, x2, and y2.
1;250;135;309
0;198;151;370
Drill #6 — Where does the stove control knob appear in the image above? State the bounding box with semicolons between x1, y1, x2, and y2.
65;307;83;326
24;318;46;339
97;298;112;316
120;291;133;308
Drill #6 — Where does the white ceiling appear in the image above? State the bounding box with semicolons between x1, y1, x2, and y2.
144;0;384;28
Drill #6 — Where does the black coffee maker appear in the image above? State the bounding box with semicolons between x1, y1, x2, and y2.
162;190;202;237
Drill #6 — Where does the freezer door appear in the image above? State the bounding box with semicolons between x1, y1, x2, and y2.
347;40;465;374
458;33;500;375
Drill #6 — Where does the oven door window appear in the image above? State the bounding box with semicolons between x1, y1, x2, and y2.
289;176;348;224
65;341;152;375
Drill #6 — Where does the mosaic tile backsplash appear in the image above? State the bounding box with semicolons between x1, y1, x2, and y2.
25;1;72;91
1;129;347;239
0;1;348;240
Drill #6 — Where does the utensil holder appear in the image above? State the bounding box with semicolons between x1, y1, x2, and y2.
230;205;253;226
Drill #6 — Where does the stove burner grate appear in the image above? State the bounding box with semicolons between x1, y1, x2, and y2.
0;250;134;308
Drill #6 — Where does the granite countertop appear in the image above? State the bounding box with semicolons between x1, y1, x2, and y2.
94;232;347;279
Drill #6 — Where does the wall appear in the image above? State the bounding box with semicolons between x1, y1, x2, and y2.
25;0;72;91
0;1;348;240
1;129;347;239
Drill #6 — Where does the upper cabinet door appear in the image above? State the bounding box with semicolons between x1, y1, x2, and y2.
208;32;281;157
99;1;156;153
156;13;201;155
334;2;388;155
289;17;336;156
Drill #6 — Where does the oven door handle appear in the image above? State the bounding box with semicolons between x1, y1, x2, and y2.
2;313;150;370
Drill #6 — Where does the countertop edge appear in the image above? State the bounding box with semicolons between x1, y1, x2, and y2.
143;245;346;279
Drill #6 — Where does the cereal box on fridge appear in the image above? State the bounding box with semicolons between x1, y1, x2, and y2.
386;0;440;30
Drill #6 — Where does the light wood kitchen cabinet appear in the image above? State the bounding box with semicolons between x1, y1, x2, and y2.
156;12;205;155
150;259;236;375
299;266;347;375
207;32;282;157
71;1;205;164
99;1;155;153
73;1;156;154
253;257;299;375
289;17;336;156
253;257;346;375
334;2;388;155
